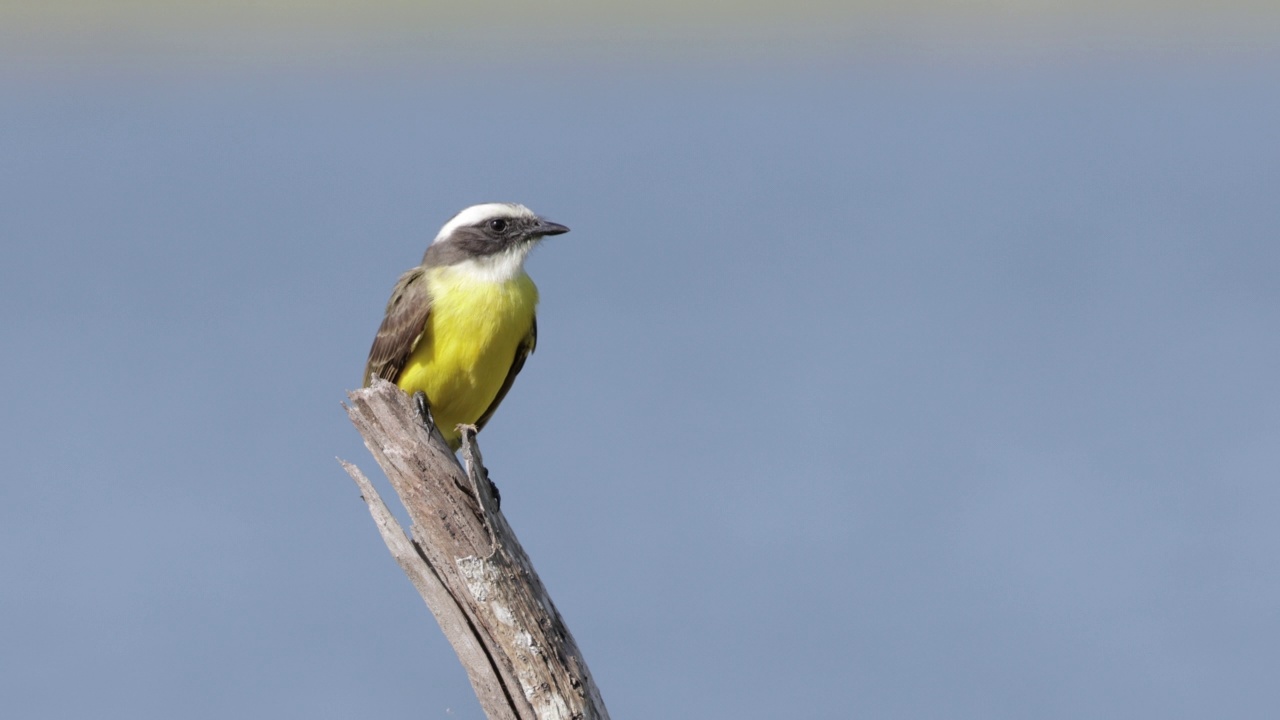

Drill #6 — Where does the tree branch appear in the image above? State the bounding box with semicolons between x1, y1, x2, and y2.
341;380;609;720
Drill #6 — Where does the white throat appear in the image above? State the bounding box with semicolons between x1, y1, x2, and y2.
447;243;535;284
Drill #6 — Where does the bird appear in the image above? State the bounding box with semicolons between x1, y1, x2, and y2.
363;202;569;451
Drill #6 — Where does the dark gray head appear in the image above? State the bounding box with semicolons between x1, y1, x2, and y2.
422;202;569;268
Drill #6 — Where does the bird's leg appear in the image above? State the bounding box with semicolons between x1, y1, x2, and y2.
473;460;501;510
463;427;502;511
411;391;436;433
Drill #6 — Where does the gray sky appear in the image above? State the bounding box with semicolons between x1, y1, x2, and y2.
3;8;1278;719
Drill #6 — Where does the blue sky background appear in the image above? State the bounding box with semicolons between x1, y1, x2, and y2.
3;5;1279;718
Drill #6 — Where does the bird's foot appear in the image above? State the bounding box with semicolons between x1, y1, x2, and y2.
486;473;501;510
412;391;436;432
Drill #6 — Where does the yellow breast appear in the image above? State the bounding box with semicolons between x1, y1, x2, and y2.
395;265;538;447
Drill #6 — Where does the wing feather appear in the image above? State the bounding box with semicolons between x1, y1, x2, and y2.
363;267;432;387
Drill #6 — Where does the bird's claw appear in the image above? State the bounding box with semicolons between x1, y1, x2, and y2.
487;473;502;510
412;391;436;431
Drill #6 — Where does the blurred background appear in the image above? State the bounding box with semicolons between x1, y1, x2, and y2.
3;2;1278;718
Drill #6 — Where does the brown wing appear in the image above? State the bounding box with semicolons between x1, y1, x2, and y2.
363;266;432;387
474;316;537;432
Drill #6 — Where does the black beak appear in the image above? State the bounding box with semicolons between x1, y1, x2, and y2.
533;219;570;237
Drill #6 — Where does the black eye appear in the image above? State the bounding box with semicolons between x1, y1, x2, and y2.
487;218;508;233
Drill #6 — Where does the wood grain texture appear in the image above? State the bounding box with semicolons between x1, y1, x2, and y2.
341;379;609;720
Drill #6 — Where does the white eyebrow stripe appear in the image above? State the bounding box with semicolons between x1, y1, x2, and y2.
433;203;536;244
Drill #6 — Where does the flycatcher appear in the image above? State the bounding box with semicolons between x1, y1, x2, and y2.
363;203;569;450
